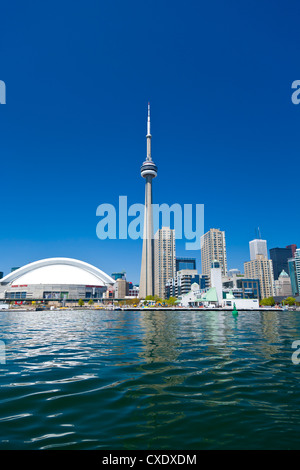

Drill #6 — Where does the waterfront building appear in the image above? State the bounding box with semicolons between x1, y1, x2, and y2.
175;257;196;272
139;103;158;298
154;227;176;299
201;228;227;278
165;270;208;298
222;274;260;299
178;281;259;310
274;270;292;298
249;239;268;261
269;247;293;280
244;255;274;299
288;257;299;297
0;258;115;302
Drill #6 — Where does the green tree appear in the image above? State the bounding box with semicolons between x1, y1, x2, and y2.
260;297;275;307
78;298;85;307
283;297;296;306
88;299;94;306
166;296;177;306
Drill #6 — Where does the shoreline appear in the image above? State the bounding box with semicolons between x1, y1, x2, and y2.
0;306;294;312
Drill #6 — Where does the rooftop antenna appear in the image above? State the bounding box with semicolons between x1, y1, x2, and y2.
258;227;262;239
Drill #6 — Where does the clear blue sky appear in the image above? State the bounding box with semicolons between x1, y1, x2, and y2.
0;0;299;283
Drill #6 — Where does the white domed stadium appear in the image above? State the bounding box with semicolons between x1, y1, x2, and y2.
0;257;115;303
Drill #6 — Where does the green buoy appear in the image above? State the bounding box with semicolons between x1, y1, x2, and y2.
232;302;238;315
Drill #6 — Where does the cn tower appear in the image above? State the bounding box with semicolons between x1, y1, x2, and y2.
139;103;158;298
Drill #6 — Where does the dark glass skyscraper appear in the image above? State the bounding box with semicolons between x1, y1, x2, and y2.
270;247;293;280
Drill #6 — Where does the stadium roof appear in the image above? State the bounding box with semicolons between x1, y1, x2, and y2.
0;258;115;287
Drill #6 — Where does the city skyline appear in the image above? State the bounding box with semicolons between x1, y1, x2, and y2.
1;1;300;284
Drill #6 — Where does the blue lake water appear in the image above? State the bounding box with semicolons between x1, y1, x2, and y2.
0;309;299;449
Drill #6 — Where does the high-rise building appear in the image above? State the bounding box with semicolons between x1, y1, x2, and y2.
274;270;292;298
269;247;293;280
286;244;297;257
154;227;176;299
244;255;275;299
201;228;227;277
176;257;196;272
295;249;300;296
249;239;268;261
288;257;299;297
139;103;158;298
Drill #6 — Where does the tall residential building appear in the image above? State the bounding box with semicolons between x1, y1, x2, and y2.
139;103;158;298
295;249;300;296
201;228;227;277
269;247;293;280
244;255;275;299
249;239;268;261
154;227;176;299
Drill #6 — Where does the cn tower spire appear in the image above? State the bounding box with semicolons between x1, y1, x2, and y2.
146;102;152;161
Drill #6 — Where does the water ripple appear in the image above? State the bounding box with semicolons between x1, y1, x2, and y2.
0;309;300;449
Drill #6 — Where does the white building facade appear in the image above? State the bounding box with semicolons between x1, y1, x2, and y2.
249;239;268;261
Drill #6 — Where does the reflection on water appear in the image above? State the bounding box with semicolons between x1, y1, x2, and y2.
0;309;300;449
